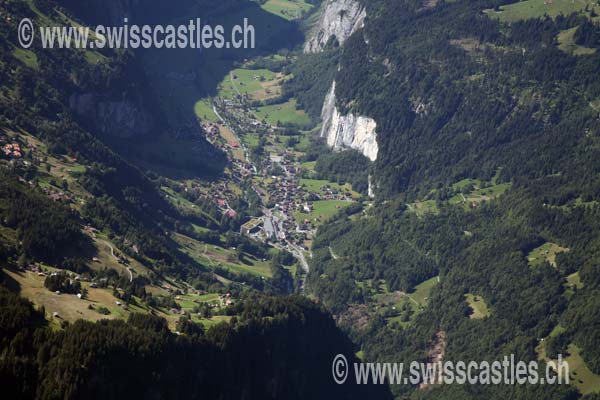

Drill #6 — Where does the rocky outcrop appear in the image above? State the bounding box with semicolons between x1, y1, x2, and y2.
320;81;378;161
69;93;155;139
304;0;366;53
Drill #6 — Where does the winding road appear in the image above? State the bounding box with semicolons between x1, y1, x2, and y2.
103;240;132;282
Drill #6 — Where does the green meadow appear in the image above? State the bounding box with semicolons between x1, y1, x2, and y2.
485;0;599;22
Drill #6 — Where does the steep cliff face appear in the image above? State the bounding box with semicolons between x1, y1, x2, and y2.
304;0;366;53
320;82;378;162
69;93;155;139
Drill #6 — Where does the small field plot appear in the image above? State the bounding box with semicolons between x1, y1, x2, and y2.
566;271;584;289
12;48;39;70
537;338;600;395
410;276;440;305
407;199;440;216
293;200;352;226
260;0;315;20
4;269;148;327
301;161;316;172
562;344;600;395
254;98;311;127
527;242;569;268
384;276;440;327
465;293;491;319
484;0;600;22
194;99;219;123
174;233;273;278
175;293;220;311
192;315;232;328
299;178;360;198
228;68;284;100
558;26;597;55
564;271;584;298
215;124;245;161
88;236;146;277
448;179;511;209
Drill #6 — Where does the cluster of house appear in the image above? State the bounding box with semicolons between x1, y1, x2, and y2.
217;198;237;218
318;184;354;201
265;173;300;216
43;186;74;203
2;142;22;158
229;159;254;181
170;293;234;318
218;292;234;307
203;123;221;144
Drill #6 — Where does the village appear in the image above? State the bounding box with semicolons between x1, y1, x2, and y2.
196;84;357;268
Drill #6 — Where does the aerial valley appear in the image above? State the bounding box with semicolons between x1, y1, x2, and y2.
3;0;600;399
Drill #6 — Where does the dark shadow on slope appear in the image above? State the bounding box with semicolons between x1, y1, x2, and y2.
59;0;304;180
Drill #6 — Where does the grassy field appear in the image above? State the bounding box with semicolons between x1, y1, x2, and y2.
4;269;148;327
566;271;584;289
410;276;440;305
254;98;311;127
537;336;600;395
241;133;261;148
175;293;220;310
527;242;569;268
407;199;440;216
194;99;219;122
385;276;440;326
558;26;597;55
161;186;220;225
408;176;509;215
293;200;352;226
299;178;359;198
564;271;584;298
215;123;245;161
174;232;274;278
484;0;600;22
191;315;232;328
228;68;283;100
12;48;39;70
465;293;491;319
89;236;147;277
448;180;511;207
562;344;600;394
260;0;314;20
301;161;316;172
14;131;90;202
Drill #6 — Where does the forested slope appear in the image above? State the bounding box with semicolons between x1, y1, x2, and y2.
304;0;600;398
